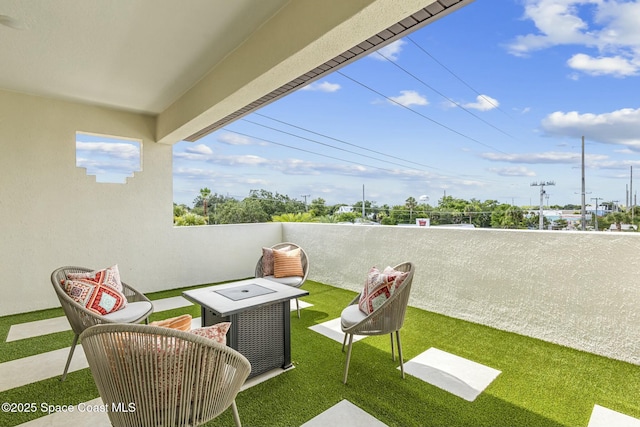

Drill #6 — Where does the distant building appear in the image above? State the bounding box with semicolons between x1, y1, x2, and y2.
336;206;354;214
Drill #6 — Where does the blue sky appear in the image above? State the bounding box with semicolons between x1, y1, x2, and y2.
168;0;640;208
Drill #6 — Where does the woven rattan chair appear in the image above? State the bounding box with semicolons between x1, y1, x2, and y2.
255;242;309;318
80;324;251;427
340;262;415;384
51;266;153;381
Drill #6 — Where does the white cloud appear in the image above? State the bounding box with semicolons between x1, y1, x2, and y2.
76;141;139;160
371;39;406;61
507;0;640;77
186;144;213;155
217;132;255;145
541;107;640;150
389;90;428;107
507;0;595;56
481;151;608;164
300;81;341;92
463;95;500;111
489;166;536;177
567;53;638;77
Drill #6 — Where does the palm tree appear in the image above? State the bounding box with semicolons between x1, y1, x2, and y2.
200;187;211;222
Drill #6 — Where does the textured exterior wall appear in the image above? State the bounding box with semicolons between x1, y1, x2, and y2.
283;223;640;365
0;90;281;315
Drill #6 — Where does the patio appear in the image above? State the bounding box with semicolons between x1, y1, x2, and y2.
1;279;638;427
1;1;639;425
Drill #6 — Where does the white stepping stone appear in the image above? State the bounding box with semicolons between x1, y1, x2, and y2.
588;405;640;427
6;296;193;342
0;346;87;392
17;398;110;427
308;318;366;344
291;300;313;311
150;295;193;312
402;347;501;402
6;317;71;342
302;399;388;427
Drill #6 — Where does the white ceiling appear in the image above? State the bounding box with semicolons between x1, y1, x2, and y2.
0;0;289;114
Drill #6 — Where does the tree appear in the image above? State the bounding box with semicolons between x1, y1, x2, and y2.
606;211;630;231
199;187;211;221
490;204;524;229
272;212;315;222
173;203;189;218
174;212;207;226
308;198;328;217
215;198;270;224
247;189;305;217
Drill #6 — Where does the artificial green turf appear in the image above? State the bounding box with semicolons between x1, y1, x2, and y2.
0;280;638;427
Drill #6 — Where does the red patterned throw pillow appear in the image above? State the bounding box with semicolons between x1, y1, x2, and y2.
67;264;125;293
358;266;409;314
190;322;231;345
64;278;127;315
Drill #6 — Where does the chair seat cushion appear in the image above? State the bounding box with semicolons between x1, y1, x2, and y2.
103;301;153;322
341;304;367;329
263;275;303;287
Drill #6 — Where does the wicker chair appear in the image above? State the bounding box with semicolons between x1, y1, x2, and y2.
51;266;153;381
80;324;251;427
255;242;309;318
340;262;415;384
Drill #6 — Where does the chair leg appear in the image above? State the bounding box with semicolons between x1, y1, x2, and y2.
296;298;300;319
61;334;79;381
390;333;395;361
396;330;405;379
232;400;242;427
343;334;354;384
342;332;347;352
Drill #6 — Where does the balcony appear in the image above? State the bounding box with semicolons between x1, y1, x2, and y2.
1;223;638;427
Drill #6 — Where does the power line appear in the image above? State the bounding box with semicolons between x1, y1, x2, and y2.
253;112;444;171
241;118;445;172
221;128;402;174
374;49;517;141
406;36;514;120
336;70;509;155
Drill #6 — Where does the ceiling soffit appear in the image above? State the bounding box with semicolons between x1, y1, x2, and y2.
185;0;469;142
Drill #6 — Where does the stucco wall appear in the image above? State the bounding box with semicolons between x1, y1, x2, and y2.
2;89;638;365
282;222;640;365
0;90;281;315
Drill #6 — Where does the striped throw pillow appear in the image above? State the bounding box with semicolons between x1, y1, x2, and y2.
273;247;304;278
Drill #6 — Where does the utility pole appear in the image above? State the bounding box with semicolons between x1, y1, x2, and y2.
580;136;587;231
631;166;634;224
531;181;555;230
591;197;600;231
300;194;310;211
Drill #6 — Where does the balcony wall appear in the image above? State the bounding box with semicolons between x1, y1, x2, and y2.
0;90;282;316
282;222;640;365
2;88;638;366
